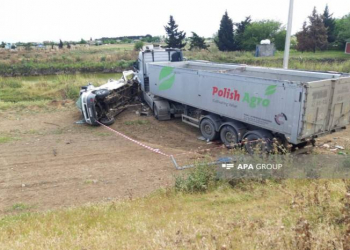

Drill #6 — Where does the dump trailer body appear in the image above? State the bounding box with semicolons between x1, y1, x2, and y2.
147;61;350;144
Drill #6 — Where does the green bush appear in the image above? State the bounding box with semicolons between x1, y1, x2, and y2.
175;164;216;193
134;41;144;51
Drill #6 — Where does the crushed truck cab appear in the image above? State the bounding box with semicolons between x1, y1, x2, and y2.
77;71;139;126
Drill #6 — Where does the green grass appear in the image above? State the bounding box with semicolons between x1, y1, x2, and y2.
0;135;14;143
124;120;150;126
0;74;122;110
8;203;33;212
0;44;136;76
0;180;348;249
2;43;349;77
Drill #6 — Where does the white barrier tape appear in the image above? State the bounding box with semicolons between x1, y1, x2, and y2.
96;120;171;157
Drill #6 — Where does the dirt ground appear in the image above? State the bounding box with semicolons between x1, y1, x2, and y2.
0;103;349;214
0;103;224;214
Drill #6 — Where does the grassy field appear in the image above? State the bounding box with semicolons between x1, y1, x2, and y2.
185;48;350;73
1;176;350;249
0;44;136;76
1;43;349;77
0;73;121;110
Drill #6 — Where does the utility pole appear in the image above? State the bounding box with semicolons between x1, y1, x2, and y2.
283;0;294;69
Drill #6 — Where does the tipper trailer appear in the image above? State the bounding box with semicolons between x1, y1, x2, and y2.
135;47;350;151
79;46;350;152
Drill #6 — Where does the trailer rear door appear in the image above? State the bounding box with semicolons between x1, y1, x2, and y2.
328;77;350;130
299;77;350;138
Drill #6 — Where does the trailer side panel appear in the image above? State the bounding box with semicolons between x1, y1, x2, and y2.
149;64;304;143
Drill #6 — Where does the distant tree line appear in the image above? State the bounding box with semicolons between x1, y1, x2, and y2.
163;6;350;53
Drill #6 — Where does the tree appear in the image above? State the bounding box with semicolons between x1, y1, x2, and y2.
189;32;209;50
241;20;281;51
0;42;5;48
296;7;328;52
323;5;336;44
215;11;235;51
308;7;328;52
80;39;87;44
164;16;186;48
24;43;32;51
134;41;144;51
59;39;64;49
274;29;286;51
235;16;251;50
335;13;350;49
296;22;313;52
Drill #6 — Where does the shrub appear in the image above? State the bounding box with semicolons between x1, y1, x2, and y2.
174;164;216;193
134;41;144;51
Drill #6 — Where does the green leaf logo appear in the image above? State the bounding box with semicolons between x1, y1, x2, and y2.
158;67;175;90
265;85;277;96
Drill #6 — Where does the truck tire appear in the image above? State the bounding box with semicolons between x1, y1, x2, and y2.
99;116;116;126
94;89;110;100
243;130;273;154
154;104;159;120
220;125;239;147
200;118;219;141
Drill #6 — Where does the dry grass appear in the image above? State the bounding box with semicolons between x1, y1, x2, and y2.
0;180;349;250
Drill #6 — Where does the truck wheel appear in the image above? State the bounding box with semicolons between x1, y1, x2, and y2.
243;130;273;154
99;116;115;126
220;125;239;147
200;118;219;141
94;89;110;100
153;104;159;120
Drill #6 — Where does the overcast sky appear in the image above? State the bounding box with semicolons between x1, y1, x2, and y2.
1;0;349;43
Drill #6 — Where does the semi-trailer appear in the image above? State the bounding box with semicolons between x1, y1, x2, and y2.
79;46;350;152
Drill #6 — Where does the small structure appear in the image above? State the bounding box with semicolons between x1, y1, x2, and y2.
4;43;14;49
345;42;350;54
255;39;275;57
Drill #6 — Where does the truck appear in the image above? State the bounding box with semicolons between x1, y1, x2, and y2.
79;45;350;152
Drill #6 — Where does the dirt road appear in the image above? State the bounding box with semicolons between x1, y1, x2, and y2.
0;103;349;213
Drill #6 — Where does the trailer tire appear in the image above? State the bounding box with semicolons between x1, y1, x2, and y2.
220;125;239;147
200;118;219;141
243;130;273;154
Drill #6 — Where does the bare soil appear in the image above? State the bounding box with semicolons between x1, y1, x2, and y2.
0;104;221;214
0;103;349;214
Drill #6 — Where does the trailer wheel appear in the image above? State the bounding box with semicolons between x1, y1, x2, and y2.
220;125;239;147
243;130;273;154
200;118;219;141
